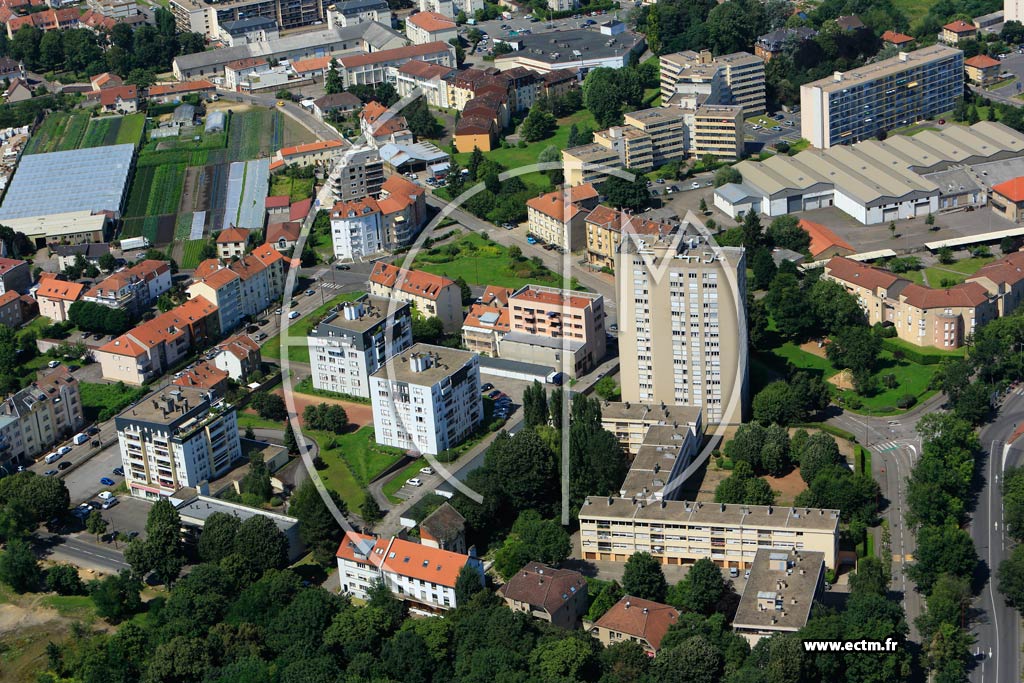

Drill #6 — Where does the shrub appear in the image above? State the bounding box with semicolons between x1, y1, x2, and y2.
897;394;917;409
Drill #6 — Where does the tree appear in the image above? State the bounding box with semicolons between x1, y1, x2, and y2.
587;580;623;620
124;498;183;586
622;552;668;602
826;325;882;375
0;471;70;526
522;380;549;428
593;376;620;401
98;252;117;272
86;510;108;541
750;249;777;290
567;124;580;148
649;636;722;683
493;510;570;578
582;68;624;127
405;99;440;139
998;544;1024;615
360;495;383;525
454;275;472;305
198;512;241;564
601;170;650;212
798;432;843;484
907;524;978;595
751;381;795;426
234;515;289;574
0;538;39;592
715;460;775;505
667;558;726;615
714;166;742;187
325;58;343;94
520;105;556;142
283;422;299;455
765;272;814;340
38;30;63;71
45;564;84;596
454;564;483;605
303;404;349;434
1004;467;1024;542
808;278;864;334
767;215;810;252
849;556;890;597
705;0;765;54
90;570;142;622
290;479;346;566
250;391;287;421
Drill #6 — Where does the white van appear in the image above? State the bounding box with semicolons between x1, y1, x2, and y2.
73;433;88;445
44;452;61;464
98;491;114;501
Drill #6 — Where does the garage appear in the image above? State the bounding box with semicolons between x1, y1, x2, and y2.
914;201;931;217
883;208;899;222
787;196;803;212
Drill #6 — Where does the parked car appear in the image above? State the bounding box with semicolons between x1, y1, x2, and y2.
275;308;283;315
420;467;435;475
100;477;115;486
47;360;60;369
113;467;124;477
730;567;739;578
99;491;115;501
305;289;316;296
526;235;537;244
691;181;700;189
770;125;782;132
255;332;268;341
102;497;118;510
57;462;71;471
488;390;503;400
57;446;72;456
481;383;494;393
335;264;350;270
752;124;762;130
406;478;423;487
87;427;100;436
288;311;300;319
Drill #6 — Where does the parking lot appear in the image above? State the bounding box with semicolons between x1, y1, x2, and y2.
459;11;619;65
745;111;801;150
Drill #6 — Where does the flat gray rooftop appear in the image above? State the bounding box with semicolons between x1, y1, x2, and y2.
733;548;824;634
0;144;135;220
374;343;476;386
502;27;644;65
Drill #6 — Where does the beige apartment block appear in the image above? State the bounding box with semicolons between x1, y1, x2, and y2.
369;262;462;332
660;50;765;115
525;184;599;250
692;104;744;161
617;232;748;424
578;496;840;569
584;206;676;271
504;285;607;376
733;549;824;646
599;401;703;456
623;107;688;166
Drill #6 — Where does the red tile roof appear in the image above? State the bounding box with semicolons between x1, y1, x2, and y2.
398;59;454;80
226;57;267;71
99;85;138;107
148;80;215;96
332;196;380;218
407;11;456;32
267;220;302;244
799;219;854;258
339;42;452;68
527;191;587;223
480;285;513;307
36;279;85;302
825;256;904;291
0;257;25;276
965;55;1000;69
943;20;975;33
880;30;913;45
370;262;454;300
967;250;1024;286
290;198;312;222
278;139;344;158
510;284;597;311
463;303;510;332
900;281;990;309
216;227;250;244
994;177;1024;203
584;205;674;236
594;596;679;651
265;195;290;209
251;243;284;267
291;55;332;75
498;562;586;616
376;536;470;588
172;361;228;390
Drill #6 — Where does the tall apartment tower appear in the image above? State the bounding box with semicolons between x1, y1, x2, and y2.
115;386;242;500
800;45;964;149
1010;0;1024;23
616;232;748;424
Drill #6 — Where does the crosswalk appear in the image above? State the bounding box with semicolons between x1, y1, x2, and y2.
320;281;345;290
872;441;902;453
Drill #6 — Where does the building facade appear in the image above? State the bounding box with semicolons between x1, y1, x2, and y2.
308;294;412;398
525;184;599;251
370;344;482;455
800;45;964;149
115;386;243;499
584;205;676;271
660;50;765;115
579;497;840;569
502;285;607;377
0;368;84;465
329;144;385;203
617;233;748;424
369;263;462;332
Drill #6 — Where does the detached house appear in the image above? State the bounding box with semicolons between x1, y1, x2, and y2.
499;563;588;629
97;85;139;113
35;279;86;322
369;262;462;332
590;596;680;655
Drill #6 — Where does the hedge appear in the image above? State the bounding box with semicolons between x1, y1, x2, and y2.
792;422;857;442
881;338;961;365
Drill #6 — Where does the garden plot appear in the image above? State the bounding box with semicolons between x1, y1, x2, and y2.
223;159;269;230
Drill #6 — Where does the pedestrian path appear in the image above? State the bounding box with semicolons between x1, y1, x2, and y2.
872;441;902;452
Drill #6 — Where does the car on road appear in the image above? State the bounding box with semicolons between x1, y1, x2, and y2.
44;469;57;476
690;181;700;189
47;360;61;368
246;324;259;334
335;264;350;270
276;100;285;107
255;332;267;341
290;300;299;307
57;446;72;456
113;467;124;476
706;180;713;186
666;186;675;194
305;289;316;296
87;427;100;436
744;569;751;579
100;477;115;486
288;311;300;319
481;382;494;393
127;531;139;539
526;235;537;244
57;462;71;471
771;125;782;131
784;120;794;126
406;478;423;487
420;466;435;475
275;308;283;315
543;243;556;250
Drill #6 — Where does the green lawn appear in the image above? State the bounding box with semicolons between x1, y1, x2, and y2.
236;413;284;431
180;239;208;269
991;77;1018;90
411;232;563;289
307;429;366;509
269;175;314;202
940;255;995;274
333;426;405;487
262;290;366;362
882;336;965;359
891;0;936;22
80;382;148;422
788;139;810;153
115;113;146;146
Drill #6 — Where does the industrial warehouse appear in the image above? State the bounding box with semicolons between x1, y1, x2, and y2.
714;121;1024;225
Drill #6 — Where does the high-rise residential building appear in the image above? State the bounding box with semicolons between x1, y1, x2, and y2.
692;104;744;161
115;386;242;500
330;197;385;260
616;231;747;424
660;50;765;115
1009;0;1024;24
370;344;482;455
0;368;84;467
308;294;413;398
800;45;964;149
622;107;688;167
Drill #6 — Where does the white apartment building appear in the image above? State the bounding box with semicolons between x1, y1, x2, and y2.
337;41;455;88
308;294;413;398
370;344;482;455
419;0;482;19
327;0;392;28
616;231;748;424
405;11;457;46
329;144;385;203
578;497;840;569
336;532;484;614
0;367;85;466
115;386;243;500
330;197;385;260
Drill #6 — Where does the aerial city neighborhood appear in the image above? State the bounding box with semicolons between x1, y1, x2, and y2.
0;0;1022;678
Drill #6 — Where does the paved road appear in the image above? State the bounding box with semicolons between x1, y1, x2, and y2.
970;394;1024;683
36;532;130;575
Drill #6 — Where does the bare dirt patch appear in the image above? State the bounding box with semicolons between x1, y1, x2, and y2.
762;469;808;505
799;340;828;358
828;368;854;390
272;387;374;429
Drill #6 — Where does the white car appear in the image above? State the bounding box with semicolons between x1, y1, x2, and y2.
751;124;762;130
102;497;118;510
691;181;700;189
98;491;115;501
47;360;60;368
56;446;72;456
420;466;435;475
288;311;300;319
406;477;423;487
